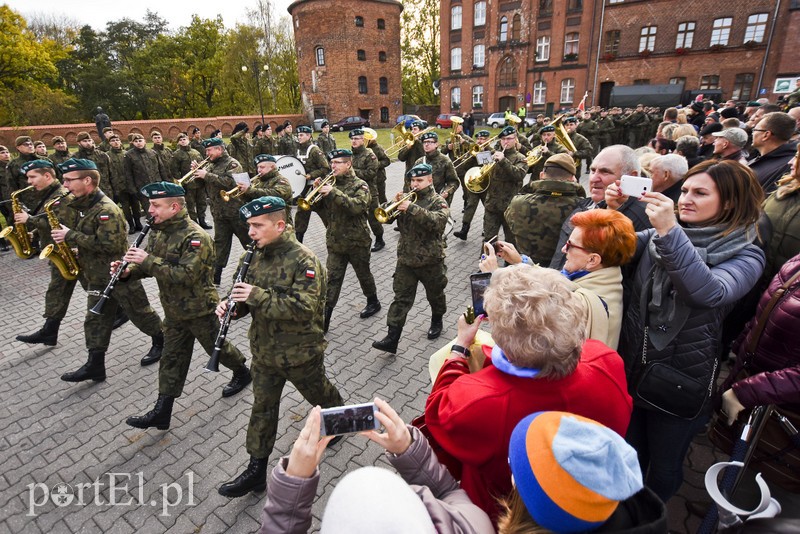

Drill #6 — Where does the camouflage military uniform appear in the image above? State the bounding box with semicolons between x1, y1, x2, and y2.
368;140;391;204
597;116;616;150
202;151;251;271
625;110;648;147
315;132;336;155
64;191;162;351
278;134;297;157
227;132;253;175
398;139;425;186
253;136;275;157
387;185;449;328
8;153;48;206
414;150;459;205
312;168;376;310
242;168;294;225
525;140;567;189
106;145;139;228
505;180;586;265
351;144;383;240
483;148;528;245
231;229;343;459
293;140;331;238
171;145;206;223
190;138;205;154
125;208;247;398
50;149;73;166
577;118;600;163
569;132;593;175
75;146;114;199
152;144;174;180
125;146;169;212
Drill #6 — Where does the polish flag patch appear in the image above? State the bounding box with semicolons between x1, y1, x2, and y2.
305;269;315;279
99;214;110;221
191;239;201;247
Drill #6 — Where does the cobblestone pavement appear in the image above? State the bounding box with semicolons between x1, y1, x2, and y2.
0;161;741;533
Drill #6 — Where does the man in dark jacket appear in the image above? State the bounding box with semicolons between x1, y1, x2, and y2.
748;112;798;193
125;133;170;214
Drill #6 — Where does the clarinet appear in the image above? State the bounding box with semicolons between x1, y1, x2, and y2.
205;240;256;372
89;217;155;315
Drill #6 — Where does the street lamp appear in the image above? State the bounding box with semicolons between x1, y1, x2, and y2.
242;62;268;126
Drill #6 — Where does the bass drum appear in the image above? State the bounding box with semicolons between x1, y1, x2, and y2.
275;156;307;199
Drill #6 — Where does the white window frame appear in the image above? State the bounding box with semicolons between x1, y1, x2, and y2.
533;80;546;104
451;87;461;106
536;36;550;61
474;1;486;26
473;44;485;67
710;17;732;46
676;22;695;48
451;5;462;31
450;47;462;70
744;13;768;43
639;26;656;52
560;78;575;103
564;32;579;55
472;85;484;107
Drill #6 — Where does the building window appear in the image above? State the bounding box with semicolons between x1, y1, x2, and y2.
380;107;389;122
355;16;364;27
675;22;695;49
560;78;575;103
564;32;579;55
732;73;755;100
474;1;486;26
450;47;462;70
472;85;484;107
536;36;550;61
451;87;461;107
357;49;366;61
377;18;386;29
567;0;582;10
633;79;650;85
710;17;732;46
639;26;656;52
473;44;485;67
700;75;720;90
499;16;508;42
540;0;553;15
379;77;388;94
379;51;387;62
315;47;325;66
669;77;686;85
533;80;546;104
609;0;624;2
358;76;368;93
498;56;517;87
604;30;620;55
744;13;768;43
451;6;462;30
511;14;521;41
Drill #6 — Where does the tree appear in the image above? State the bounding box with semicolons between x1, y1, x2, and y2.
400;0;440;105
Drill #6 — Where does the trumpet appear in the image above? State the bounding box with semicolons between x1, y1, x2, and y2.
177;157;210;186
297;172;335;211
375;189;417;224
221;172;265;202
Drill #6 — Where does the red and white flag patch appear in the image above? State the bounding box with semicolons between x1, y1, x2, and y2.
305;269;315;279
99;214;110;221
190;239;201;247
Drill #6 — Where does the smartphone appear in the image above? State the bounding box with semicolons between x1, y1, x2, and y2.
619;175;653;198
485;235;499;253
470;272;492;317
320;402;380;436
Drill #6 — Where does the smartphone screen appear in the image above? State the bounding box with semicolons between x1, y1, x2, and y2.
320;403;380;436
470;272;492;317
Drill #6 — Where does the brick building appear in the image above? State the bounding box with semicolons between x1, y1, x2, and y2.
288;0;404;127
440;0;799;116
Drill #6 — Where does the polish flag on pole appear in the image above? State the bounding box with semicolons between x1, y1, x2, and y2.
577;91;589;112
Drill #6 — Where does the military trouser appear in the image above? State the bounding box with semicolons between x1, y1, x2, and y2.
184;183;208;222
293;207;325;236
326;247;377;309
246;348;343;458
44;263;78;320
136;192;151;215
377;175;388;204
483;209;515;248
462;189;485;227
366;185;384;239
387;261;447;329
211;215;251;271
117;191;140;226
158;313;247;398
82;277;163;352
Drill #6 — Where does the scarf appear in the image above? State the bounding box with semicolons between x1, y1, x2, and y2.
491;344;541;378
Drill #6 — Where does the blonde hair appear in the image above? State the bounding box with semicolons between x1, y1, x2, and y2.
672;124;698;139
484;266;587;378
497;488;550;533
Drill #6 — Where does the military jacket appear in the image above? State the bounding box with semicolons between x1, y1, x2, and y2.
106;148;130;194
125;147;169;191
578;119;599;145
253;136;275;156
50;149;73;166
152;145;174;180
190;139;205;154
98;140;111;153
234;229;328;362
484;148;528;213
415;150;460;200
313;169;371;253
597;117;616;145
398;139;425;172
64;191;127;286
76;146;113;197
127;208;218;320
227;132;253;175
396;185;449;268
441;133;473;162
8;153;49;205
244;168;294;223
570;132;594;161
203;152;247;219
351;145;380;187
27;182;74;249
315;133;336;155
278;135;297;157
528;140;567;182
171;146;203;187
296;141;330;181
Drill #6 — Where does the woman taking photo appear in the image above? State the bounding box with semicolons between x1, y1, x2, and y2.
610;160;765;502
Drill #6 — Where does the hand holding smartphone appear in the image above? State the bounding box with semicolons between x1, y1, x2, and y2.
619;175;653;198
470;272;492;317
320;402;381;436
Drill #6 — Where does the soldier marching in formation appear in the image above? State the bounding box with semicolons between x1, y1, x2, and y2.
293;125;330;243
349;128;384;251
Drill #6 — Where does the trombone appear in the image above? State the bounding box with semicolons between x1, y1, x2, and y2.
453;136;499;170
177;157;210;186
385;125;435;158
297;172;335;211
374;189;417;224
221;172;265;202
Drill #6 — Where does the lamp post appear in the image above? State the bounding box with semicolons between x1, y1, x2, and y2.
241;62;268;126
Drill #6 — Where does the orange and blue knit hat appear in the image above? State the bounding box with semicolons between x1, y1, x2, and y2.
508;412;643;533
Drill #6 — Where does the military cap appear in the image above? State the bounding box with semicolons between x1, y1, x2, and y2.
539;125;556;133
321;120;329;128
283;120;292;128
76;131;92;142
51;136;66;145
57;158;98;172
420;131;439;142
328;148;353;159
406;163;433;178
253;124;264;134
21;159;55;174
150;131;162;138
499;126;517;138
564;116;579;124
349;128;365;138
33;140;46;147
411;120;424;129
276;125;285;134
254;154;277;165
0;145;9;153
202;137;225;148
131;133;145;141
297;125;312;134
15;135;32;146
746;101;761;107
476;130;491;138
176;132;188;140
263;123;272;130
239;196;286;221
232;121;249;135
211;129;222;138
141;181;186;198
543;153;576;176
102;127;114;133
191;127;201;134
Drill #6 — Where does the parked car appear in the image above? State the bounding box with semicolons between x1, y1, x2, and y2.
435;114;457;129
396;114;423;129
486;112;508;128
330;116;370;131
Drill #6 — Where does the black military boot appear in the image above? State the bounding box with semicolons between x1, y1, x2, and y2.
61;350;106;382
213;266;223;286
427;314;444;340
324;306;333;333
127;215;137;235
16;318;61;346
126;394;174;430
359;295;381;318
453;224;469;240
112;308;129;330
372;326;402;354
0;238;10;252
222;366;252;398
218;456;268;498
371;236;385;252
198;217;212;230
134;218;144;231
140;331;164;366
296;232;304;243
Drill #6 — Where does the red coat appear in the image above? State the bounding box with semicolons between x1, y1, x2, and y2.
424;339;633;520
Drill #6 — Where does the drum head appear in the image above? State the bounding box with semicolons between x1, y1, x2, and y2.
276;156;307;198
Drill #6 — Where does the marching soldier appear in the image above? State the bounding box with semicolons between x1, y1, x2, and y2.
171;133;211;229
563;116;593;175
33;141;48;158
122;182;252;432
315;120;336;155
278;121;297;156
452;130;490;241
524;124;567;190
441;120;473;205
372;163;449;354
50;136;73;166
311;149;380;331
151;131;174;180
414;131;459;206
597;109;616;151
217;196;344;498
397;120;426;184
577;111;600;164
238;154;293;224
252;124;275;156
74;131;114;199
367;131;391;204
0;145;12;250
349;128;384;251
52;158;164;382
293;125;330;243
106;134;140;234
483;126;528;246
124;133;169;214
228;122;253;175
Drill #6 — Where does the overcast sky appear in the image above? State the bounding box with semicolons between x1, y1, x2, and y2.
6;0;296;31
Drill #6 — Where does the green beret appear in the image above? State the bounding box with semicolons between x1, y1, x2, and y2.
539;125;556;133
254;154;277;165
202;137;224;148
476;130;491;138
321;120;329;128
349;128;365;138
420;131;439;142
57;158;98;172
239;196;286;221
15;136;32;146
406;163;432;178
21;159;55;174
297;125;312;134
499;126;517;138
746;101;761;107
140;181;185;199
76;132;92;142
328;148;353;159
411;120;424;129
564;116;578;124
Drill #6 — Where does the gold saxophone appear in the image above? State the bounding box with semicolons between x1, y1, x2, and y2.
39;193;80;280
0;185;36;258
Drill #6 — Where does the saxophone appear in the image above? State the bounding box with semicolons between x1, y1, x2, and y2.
39;193;80;280
0;186;36;258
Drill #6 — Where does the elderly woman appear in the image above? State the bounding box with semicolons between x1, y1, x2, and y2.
424;266;633;521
